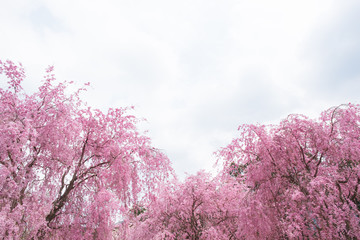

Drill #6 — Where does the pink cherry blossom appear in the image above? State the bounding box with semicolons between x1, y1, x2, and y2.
0;60;172;239
217;104;360;239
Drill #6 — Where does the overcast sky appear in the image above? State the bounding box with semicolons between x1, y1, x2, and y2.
1;0;360;179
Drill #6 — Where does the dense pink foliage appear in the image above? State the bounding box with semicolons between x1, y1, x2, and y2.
0;60;172;239
127;171;242;239
130;104;360;240
218;104;360;239
2;59;360;239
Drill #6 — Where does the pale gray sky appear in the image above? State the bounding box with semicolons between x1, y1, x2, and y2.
1;0;360;179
